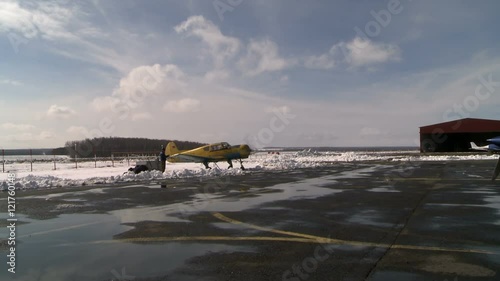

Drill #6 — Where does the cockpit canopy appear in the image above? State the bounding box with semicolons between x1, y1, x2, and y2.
207;142;231;152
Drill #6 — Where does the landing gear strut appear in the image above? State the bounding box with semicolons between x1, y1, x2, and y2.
239;159;245;170
203;161;211;169
227;160;233;169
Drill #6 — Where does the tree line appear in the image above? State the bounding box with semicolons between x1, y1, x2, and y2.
54;137;206;158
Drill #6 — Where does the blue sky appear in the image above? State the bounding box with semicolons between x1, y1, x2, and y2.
0;0;499;149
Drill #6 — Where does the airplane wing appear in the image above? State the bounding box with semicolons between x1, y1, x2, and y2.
470;142;489;151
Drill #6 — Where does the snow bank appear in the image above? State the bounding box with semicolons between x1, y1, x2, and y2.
0;150;497;190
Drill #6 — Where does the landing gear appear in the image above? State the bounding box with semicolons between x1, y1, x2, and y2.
203;159;245;170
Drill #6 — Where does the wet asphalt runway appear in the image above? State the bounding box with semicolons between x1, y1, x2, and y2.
1;160;500;281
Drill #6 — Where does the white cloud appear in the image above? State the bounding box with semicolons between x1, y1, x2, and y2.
298;132;338;143
91;64;185;114
0;79;22;86
307;37;401;70
266;105;292;115
342;37;401;67
163;98;201;113
5;131;54;142
238;39;292;76
0;1;145;74
0;1;78;41
280;75;289;83
175;15;240;68
113;64;184;100
131;112;153;121
204;70;230;82
6;133;35;142
174;16;292;77
91;96;120;112
0;1;41;39
47;104;76;119
66;126;88;136
360;127;382;136
304;53;335;70
39;130;54;140
1;123;34;131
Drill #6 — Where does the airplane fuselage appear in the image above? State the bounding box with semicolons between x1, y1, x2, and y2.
484;137;500;180
166;142;251;169
487;137;500;153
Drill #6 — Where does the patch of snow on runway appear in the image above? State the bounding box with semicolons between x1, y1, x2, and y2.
0;150;497;190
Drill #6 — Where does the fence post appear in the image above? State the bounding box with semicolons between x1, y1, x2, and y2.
74;144;78;169
2;149;4;173
30;148;33;172
127;153;130;166
111;153;114;167
53;152;56;170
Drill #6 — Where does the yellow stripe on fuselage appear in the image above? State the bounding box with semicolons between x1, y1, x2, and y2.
167;143;250;163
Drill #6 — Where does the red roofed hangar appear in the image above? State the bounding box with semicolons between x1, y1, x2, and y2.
420;118;500;152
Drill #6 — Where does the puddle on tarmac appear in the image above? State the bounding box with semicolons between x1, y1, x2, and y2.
346;209;394;228
367;187;400;193
176;173;349;214
111;205;190;223
168;166;386;216
0;166;385;280
484;195;500;225
21;187;109;200
427;193;500;226
369;270;433;281
210;222;261;233
62;198;87;202
0;213;253;281
460;186;498;195
328;165;384;180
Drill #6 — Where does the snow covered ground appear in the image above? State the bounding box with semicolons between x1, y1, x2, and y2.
0;150;498;190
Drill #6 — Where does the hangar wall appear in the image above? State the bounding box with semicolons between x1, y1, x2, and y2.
419;118;500;152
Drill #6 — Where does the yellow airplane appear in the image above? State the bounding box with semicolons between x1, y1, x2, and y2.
166;141;252;169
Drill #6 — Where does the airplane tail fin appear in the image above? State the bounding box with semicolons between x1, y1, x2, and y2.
166;142;180;155
470;142;480;150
